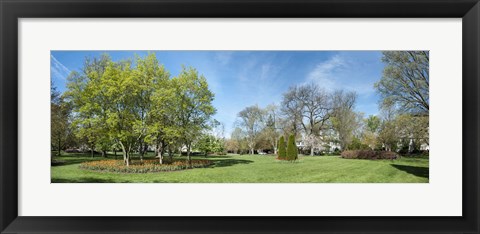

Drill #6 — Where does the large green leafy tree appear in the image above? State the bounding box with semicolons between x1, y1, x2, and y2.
195;133;224;157
375;51;429;115
66;55;143;165
64;54;216;166
64;55;112;158
132;54;171;163
172;67;216;165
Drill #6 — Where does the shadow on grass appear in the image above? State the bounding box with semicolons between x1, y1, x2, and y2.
197;156;253;168
180;155;254;168
51;177;122;183
51;158;96;166
391;164;429;178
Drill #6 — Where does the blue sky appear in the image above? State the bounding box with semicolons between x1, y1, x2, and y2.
51;50;384;137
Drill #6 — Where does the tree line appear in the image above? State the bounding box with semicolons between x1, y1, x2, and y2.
226;51;429;155
51;53;216;166
52;51;429;163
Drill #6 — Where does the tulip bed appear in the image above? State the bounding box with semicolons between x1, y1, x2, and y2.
79;159;213;173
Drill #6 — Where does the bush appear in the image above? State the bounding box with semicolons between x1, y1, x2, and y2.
79;159;213;173
51;158;66;166
65;148;81;153
277;136;287;160
331;148;341;156
286;135;298;161
341;150;398;160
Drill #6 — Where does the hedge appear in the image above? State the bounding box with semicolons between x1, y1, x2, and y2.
341;150;398;160
286;134;298;161
277;136;287;160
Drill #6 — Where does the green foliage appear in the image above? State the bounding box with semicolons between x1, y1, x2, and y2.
348;136;370;150
365;115;381;133
277;136;286;159
195;134;225;156
173;67;217;162
51;83;76;156
62;53;216;166
286;135;298;161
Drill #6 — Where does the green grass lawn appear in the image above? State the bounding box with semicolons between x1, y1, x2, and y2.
51;153;428;183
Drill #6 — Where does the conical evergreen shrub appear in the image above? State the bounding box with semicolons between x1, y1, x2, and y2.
286;134;298;161
277;136;286;160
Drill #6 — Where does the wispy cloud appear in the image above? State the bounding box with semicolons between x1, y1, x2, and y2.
214;51;234;65
260;64;274;80
305;54;375;96
50;54;71;81
305;55;345;91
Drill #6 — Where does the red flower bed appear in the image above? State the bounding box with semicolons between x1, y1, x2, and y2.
79;159;213;173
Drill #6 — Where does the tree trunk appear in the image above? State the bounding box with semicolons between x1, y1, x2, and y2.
120;142;130;166
168;146;173;162
187;144;192;168
91;148;94;158
57;137;61;157
114;149;117;159
157;141;164;164
139;142;144;162
310;147;314;156
102;150;107;158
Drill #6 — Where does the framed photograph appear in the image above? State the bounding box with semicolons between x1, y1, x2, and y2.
1;0;479;233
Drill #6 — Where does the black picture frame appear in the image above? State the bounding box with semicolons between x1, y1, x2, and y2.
1;0;479;233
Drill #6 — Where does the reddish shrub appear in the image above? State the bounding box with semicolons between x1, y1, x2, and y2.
341;150;398;160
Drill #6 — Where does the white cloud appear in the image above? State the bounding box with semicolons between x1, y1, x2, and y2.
305;55;345;91
305;54;375;96
50;54;71;80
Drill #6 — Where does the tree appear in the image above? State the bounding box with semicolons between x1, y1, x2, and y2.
138;54;172;164
101;60;143;166
51;83;73;156
173;67;216;165
395;114;429;152
263;104;281;154
361;115;381;150
282;84;332;156
64;56;110;158
378;120;398;152
225;138;240;154
377;101;399;152
330;90;359;151
231;127;248;154
196;134;215;156
286;134;298;161
277;136;286;159
365;115;381;133
375;51;429;115
281;86;303;136
237;105;264;154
